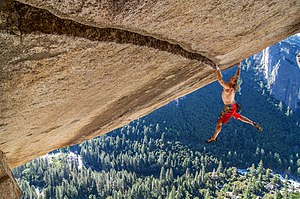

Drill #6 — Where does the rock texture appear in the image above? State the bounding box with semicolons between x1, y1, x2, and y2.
246;34;300;111
0;151;22;199
0;0;300;169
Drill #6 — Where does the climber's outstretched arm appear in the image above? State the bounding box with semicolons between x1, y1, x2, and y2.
235;63;241;77
216;66;230;89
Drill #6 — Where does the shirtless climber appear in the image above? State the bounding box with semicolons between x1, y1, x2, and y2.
206;63;263;143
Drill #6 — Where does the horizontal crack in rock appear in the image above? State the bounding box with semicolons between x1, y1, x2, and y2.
6;1;215;67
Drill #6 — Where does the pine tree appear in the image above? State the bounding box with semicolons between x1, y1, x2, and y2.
278;101;283;111
176;185;183;199
249;164;256;176
160;133;165;142
160;167;166;181
257;160;265;174
204;189;212;199
158;154;164;165
274;190;282;199
265;168;271;181
168;168;174;182
167;186;176;199
297;159;300;167
243;185;251;199
283;175;289;199
216;160;223;175
285;106;291;116
156;124;160;133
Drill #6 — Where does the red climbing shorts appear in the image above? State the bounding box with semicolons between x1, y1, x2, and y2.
218;103;241;124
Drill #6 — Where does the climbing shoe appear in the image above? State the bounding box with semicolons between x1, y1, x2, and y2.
206;137;217;143
253;122;263;132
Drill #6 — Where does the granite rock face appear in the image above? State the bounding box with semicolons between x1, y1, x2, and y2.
0;151;22;199
0;0;300;169
247;34;300;111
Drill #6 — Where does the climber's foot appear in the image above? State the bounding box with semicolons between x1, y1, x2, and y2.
253;122;263;132
206;137;217;143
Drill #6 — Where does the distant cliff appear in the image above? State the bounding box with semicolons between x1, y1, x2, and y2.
245;34;300;111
